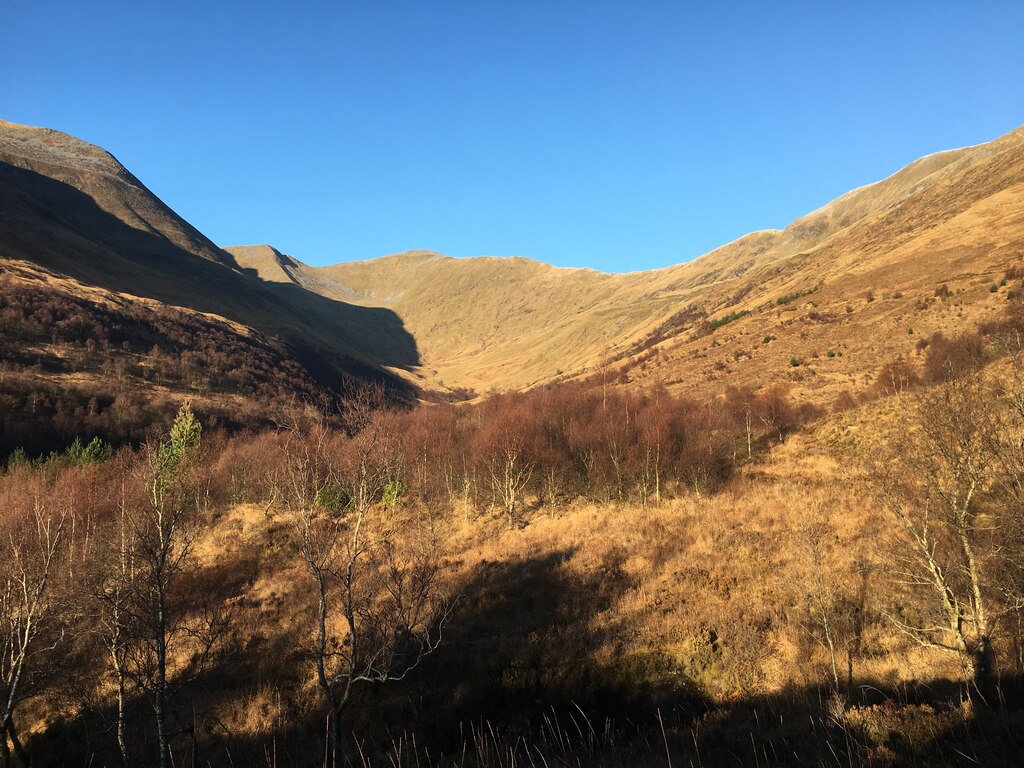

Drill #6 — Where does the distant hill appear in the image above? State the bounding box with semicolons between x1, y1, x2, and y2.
232;125;1024;402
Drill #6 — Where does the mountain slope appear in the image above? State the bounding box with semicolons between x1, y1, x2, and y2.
0;120;428;395
0;119;233;270
233;125;1024;399
5;117;1023;420
0;120;438;452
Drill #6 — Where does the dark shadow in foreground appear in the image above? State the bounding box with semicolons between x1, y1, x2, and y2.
18;550;1024;767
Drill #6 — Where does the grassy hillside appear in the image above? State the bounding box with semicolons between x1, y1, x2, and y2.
6;118;1022;409
0;120;431;444
232;125;1024;400
5;338;1024;766
0;119;431;378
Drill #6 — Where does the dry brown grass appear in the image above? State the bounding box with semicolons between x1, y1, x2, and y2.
229;126;1024;404
186;425;958;741
8;378;1020;765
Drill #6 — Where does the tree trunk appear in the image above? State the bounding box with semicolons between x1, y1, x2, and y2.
6;718;29;768
116;669;128;768
155;687;169;768
0;724;10;768
155;581;169;768
108;622;130;768
1017;608;1024;676
745;412;753;460
329;705;342;768
654;446;661;506
972;635;996;700
0;715;31;768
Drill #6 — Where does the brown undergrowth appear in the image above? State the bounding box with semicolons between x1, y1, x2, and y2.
6;317;1024;765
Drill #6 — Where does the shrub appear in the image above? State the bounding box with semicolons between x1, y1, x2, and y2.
922;332;986;383
777;287;818;306
65;436;113;467
845;702;964;755
875;355;920;396
381;479;407;510
5;447;28;472
315;484;352;514
833;390;858;411
709;310;751;330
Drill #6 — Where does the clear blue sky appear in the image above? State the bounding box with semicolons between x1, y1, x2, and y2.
4;2;1023;272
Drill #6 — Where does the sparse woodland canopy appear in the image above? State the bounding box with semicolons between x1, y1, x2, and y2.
3;300;1024;766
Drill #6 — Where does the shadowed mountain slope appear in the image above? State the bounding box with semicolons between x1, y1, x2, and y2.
0;120;424;399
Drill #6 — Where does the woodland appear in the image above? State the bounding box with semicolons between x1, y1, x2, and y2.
2;299;1024;767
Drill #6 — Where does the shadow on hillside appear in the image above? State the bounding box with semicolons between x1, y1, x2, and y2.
18;550;1024;767
0;164;421;393
364;547;708;744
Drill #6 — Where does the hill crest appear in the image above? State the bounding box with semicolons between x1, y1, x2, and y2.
5;116;1024;405
230;123;1024;397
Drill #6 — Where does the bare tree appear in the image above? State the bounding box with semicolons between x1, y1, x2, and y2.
795;517;844;696
488;437;534;527
88;477;138;768
108;402;225;768
478;403;535;526
279;395;452;768
636;394;672;506
725;386;757;461
0;502;68;768
870;377;1003;693
985;349;1024;673
875;355;920;397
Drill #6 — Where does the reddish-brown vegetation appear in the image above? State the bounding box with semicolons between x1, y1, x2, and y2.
0;282;344;455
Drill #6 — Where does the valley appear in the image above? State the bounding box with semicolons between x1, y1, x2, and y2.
1;119;1024;767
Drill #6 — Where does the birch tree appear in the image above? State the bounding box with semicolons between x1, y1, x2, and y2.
0;502;67;768
871;378;1002;693
114;402;223;768
279;398;452;768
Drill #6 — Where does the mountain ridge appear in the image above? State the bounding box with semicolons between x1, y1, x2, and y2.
0;120;430;455
3;116;1023;412
229;122;1024;396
